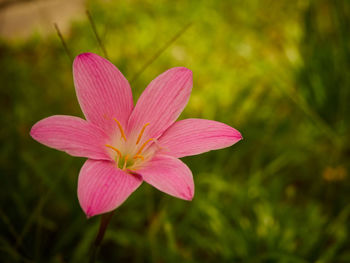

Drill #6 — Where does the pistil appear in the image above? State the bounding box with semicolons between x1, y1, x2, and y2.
123;155;129;170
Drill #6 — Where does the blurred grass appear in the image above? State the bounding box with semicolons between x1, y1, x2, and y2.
1;0;350;262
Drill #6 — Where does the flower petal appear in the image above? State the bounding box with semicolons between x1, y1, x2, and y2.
73;53;133;134
127;67;192;142
158;118;242;158
137;155;194;200
30;115;111;160
78;160;142;217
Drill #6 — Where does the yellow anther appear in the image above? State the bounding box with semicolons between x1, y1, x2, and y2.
113;118;127;141
133;155;144;161
136;138;154;155
105;144;122;159
123;155;129;170
136;123;150;144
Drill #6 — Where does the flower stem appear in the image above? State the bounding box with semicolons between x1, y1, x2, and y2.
89;211;115;263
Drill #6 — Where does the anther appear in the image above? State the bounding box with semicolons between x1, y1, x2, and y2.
136;138;154;155
113;118;127;141
123;155;129;170
105;144;122;159
133;155;144;161
136;123;150;144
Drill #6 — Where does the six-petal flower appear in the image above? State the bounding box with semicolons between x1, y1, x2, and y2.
30;53;242;218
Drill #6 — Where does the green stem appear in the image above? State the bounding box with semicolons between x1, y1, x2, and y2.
89;211;115;263
86;10;109;59
53;23;73;62
130;22;193;83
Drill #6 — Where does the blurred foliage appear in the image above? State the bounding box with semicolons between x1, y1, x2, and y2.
1;0;350;262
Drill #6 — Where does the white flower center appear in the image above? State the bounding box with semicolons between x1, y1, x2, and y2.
105;119;154;171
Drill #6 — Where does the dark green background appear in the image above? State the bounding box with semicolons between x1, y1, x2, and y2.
1;0;349;262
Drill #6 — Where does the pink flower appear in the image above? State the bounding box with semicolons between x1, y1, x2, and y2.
30;53;242;218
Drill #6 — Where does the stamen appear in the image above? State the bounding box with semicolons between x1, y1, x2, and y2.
136;123;150;144
133;155;144;161
136;138;154;155
113;118;127;141
123;155;129;170
105;144;122;159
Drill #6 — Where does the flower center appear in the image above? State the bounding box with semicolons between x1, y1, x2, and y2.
105;119;154;170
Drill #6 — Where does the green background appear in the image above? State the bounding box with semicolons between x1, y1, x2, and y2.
1;0;350;262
